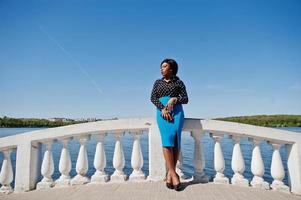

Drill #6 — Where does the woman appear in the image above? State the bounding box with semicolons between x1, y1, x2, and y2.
150;58;189;191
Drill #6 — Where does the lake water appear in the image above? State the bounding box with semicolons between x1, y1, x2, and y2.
1;126;301;187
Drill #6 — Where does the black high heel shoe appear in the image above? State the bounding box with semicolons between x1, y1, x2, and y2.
165;172;174;189
173;182;182;191
172;173;182;191
166;182;174;189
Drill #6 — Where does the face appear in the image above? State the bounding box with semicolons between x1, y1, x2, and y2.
160;62;172;77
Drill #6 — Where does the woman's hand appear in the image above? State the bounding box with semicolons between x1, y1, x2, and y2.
161;107;173;121
166;97;177;112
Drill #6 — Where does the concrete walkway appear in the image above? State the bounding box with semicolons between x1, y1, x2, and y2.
2;181;301;200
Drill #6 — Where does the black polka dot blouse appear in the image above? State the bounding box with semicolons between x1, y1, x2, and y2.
150;75;189;110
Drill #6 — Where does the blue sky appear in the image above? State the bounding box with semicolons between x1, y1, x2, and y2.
0;0;300;119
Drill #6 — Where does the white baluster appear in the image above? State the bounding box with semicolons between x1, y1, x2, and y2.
270;143;290;193
212;135;229;184
191;130;209;183
37;141;54;189
70;136;90;185
0;149;14;194
111;132;127;181
250;139;269;189
90;134;109;183
231;136;249;186
129;131;145;181
55;138;72;187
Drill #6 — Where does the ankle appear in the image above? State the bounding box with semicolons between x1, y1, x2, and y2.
172;176;180;185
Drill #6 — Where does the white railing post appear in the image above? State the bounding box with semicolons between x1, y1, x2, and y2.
148;123;165;181
191;130;209;183
37;141;54;189
90;133;108;183
0;149;14;194
55;138;72;187
129;131;145;181
231;136;249;186
111;132;127;182
71;136;90;185
250;138;269;189
212;135;229;184
286;141;301;195
270;142;290;193
14;141;40;192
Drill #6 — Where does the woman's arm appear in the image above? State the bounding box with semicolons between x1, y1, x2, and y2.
176;81;188;104
150;80;166;110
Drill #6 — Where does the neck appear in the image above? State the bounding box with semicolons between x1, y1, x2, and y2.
164;74;173;80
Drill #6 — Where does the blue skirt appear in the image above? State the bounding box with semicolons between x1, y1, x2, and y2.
156;96;185;149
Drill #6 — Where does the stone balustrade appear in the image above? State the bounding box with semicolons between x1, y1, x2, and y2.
0;118;300;196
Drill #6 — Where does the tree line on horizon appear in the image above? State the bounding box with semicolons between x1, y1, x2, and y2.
0;116;118;128
214;115;301;127
0;115;300;128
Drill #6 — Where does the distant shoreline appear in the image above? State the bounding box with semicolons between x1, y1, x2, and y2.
0;116;118;128
0;115;300;128
215;114;301;127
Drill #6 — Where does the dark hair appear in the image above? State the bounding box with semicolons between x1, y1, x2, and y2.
160;58;178;76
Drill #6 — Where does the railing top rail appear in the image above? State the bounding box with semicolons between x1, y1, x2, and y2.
0;117;154;150
0;117;300;150
201;119;300;144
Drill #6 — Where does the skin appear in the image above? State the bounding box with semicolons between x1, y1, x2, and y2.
160;62;180;186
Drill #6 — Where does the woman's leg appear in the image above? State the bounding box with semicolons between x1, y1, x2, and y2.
163;147;174;183
163;147;174;172
173;148;180;169
172;132;181;185
163;147;180;186
173;132;180;169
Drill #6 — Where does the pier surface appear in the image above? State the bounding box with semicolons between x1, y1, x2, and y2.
1;181;301;200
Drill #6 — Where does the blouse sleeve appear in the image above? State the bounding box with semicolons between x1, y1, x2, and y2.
176;80;189;104
150;80;165;110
